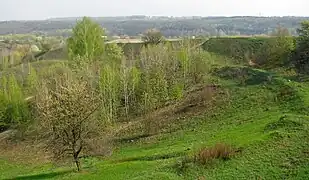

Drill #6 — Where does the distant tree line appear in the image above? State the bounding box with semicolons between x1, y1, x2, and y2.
1;16;309;37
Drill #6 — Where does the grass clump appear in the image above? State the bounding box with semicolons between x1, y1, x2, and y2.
194;143;235;165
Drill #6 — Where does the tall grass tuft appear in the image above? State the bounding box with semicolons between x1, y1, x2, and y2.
194;143;235;165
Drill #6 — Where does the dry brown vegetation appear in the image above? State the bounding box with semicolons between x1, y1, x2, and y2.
194;143;235;165
0;131;50;165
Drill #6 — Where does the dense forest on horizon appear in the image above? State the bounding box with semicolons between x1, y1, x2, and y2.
1;16;309;37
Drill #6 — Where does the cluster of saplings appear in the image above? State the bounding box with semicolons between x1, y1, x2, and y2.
0;17;211;171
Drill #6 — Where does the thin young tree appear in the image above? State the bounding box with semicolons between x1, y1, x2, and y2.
35;76;102;171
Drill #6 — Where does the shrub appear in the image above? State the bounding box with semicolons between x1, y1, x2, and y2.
292;21;309;74
194;143;234;165
255;26;295;68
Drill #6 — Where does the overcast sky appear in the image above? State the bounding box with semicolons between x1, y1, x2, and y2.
1;0;309;20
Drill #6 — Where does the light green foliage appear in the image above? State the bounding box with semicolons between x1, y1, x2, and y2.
67;17;105;63
0;56;10;70
120;43;211;115
138;45;171;113
153;69;169;102
178;49;189;79
0;76;9;130
93;42;211;118
0;74;30;131
119;65;142;116
169;83;184;100
99;64;121;123
129;67;142;100
120;65;130;116
188;51;212;84
104;43;124;62
124;66;142;115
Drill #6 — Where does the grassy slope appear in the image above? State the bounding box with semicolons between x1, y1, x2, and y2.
1;64;309;180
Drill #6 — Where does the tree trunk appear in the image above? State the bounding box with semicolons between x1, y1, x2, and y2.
74;157;81;171
73;144;82;171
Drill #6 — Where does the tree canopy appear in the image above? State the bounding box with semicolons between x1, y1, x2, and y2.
67;17;105;62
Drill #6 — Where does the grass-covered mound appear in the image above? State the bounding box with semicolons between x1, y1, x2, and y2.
202;37;296;66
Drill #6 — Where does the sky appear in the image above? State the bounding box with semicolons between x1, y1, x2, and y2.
1;0;309;21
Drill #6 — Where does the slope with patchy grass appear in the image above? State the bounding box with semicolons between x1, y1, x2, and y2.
1;64;309;180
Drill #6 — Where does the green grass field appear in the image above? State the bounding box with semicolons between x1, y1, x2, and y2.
1;62;309;180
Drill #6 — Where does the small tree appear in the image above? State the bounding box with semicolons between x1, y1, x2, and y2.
67;17;105;64
35;76;102;171
142;28;165;45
